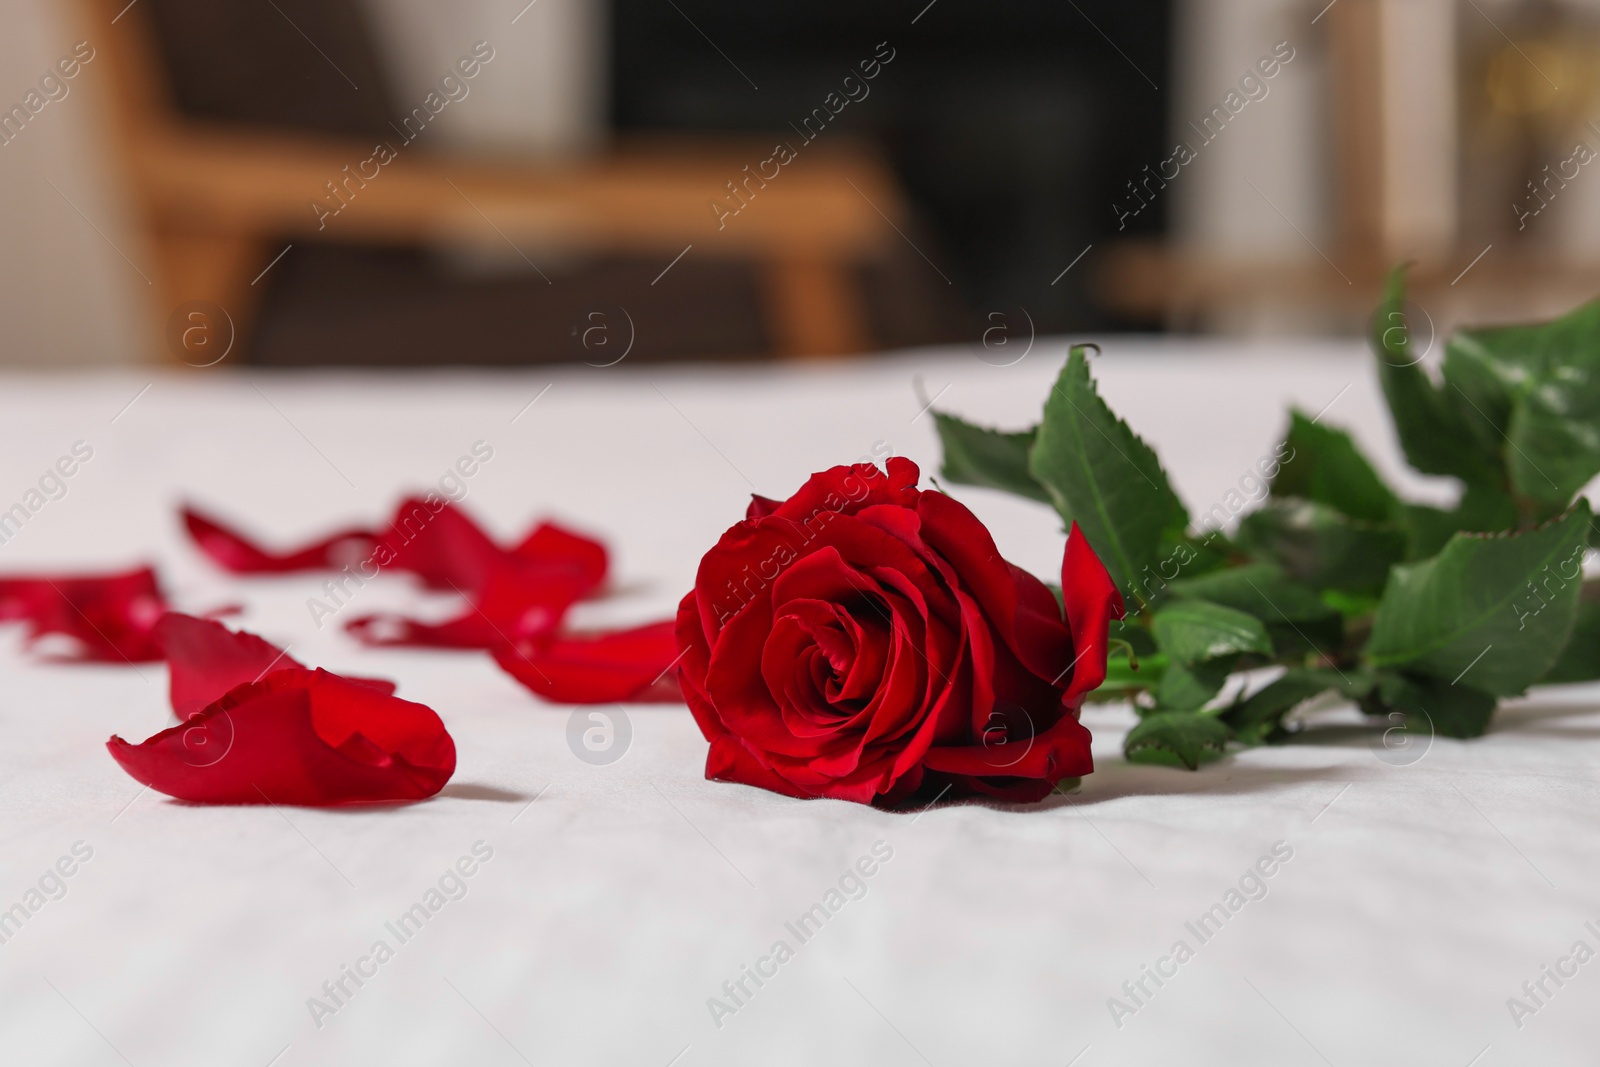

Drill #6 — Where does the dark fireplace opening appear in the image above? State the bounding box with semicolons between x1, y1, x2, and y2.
612;0;1174;337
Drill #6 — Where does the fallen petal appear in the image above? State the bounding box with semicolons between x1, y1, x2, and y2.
158;612;396;722
108;667;454;805
182;506;374;574
0;568;166;663
493;620;683;704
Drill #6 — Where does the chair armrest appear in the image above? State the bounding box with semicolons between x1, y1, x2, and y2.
133;127;905;258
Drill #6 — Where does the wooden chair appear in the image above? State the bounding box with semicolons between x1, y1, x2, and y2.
75;0;908;361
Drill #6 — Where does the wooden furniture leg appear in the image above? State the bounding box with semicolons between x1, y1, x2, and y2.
761;256;871;357
149;228;264;364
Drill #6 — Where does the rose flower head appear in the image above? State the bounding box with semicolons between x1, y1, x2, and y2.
675;458;1123;806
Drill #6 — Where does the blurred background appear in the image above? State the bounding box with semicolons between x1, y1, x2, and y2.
3;0;1600;366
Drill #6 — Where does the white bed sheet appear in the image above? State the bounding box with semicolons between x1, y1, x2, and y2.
0;339;1592;1066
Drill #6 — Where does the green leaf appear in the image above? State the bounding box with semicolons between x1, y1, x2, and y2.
1370;267;1504;486
1168;562;1337;622
1371;671;1497;739
1220;672;1331;745
1401;484;1519;561
1272;410;1400;522
1030;346;1188;600
1155;657;1236;712
1399;506;1454;560
1237;499;1408;594
1151;600;1271;665
932;412;1050;503
1445;299;1600;508
1168;561;1343;657
1540;597;1600;684
1124;712;1229;769
1366;501;1591;695
1219;667;1372;745
1170;533;1233;578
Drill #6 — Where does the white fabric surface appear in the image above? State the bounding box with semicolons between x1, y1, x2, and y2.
0;341;1593;1066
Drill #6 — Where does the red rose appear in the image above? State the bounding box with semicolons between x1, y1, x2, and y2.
675;458;1123;806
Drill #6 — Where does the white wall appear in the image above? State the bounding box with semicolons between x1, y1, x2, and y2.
1170;0;1330;259
361;0;607;158
1169;0;1471;331
0;0;149;366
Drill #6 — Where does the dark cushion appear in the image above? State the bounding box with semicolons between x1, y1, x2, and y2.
143;0;399;138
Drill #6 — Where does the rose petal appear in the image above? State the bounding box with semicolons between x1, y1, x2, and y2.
346;550;600;651
512;522;609;590
185;500;608;603
379;497;503;593
0;568;167;662
156;612;305;719
912;491;1070;682
107;667;455;805
687;460;921;647
745;494;785;520
919;710;1093;787
705;733;818;799
183;506;373;574
765;458;921;526
345;509;608;651
675;590;729;741
493;620;681;704
344;611;506;649
155;612;395;720
1059;521;1126;708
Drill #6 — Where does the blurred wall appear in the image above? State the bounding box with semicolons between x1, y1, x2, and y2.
1169;0;1329;261
360;0;607;157
0;0;147;366
1469;0;1600;264
1168;0;1469;333
1170;0;1600;329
